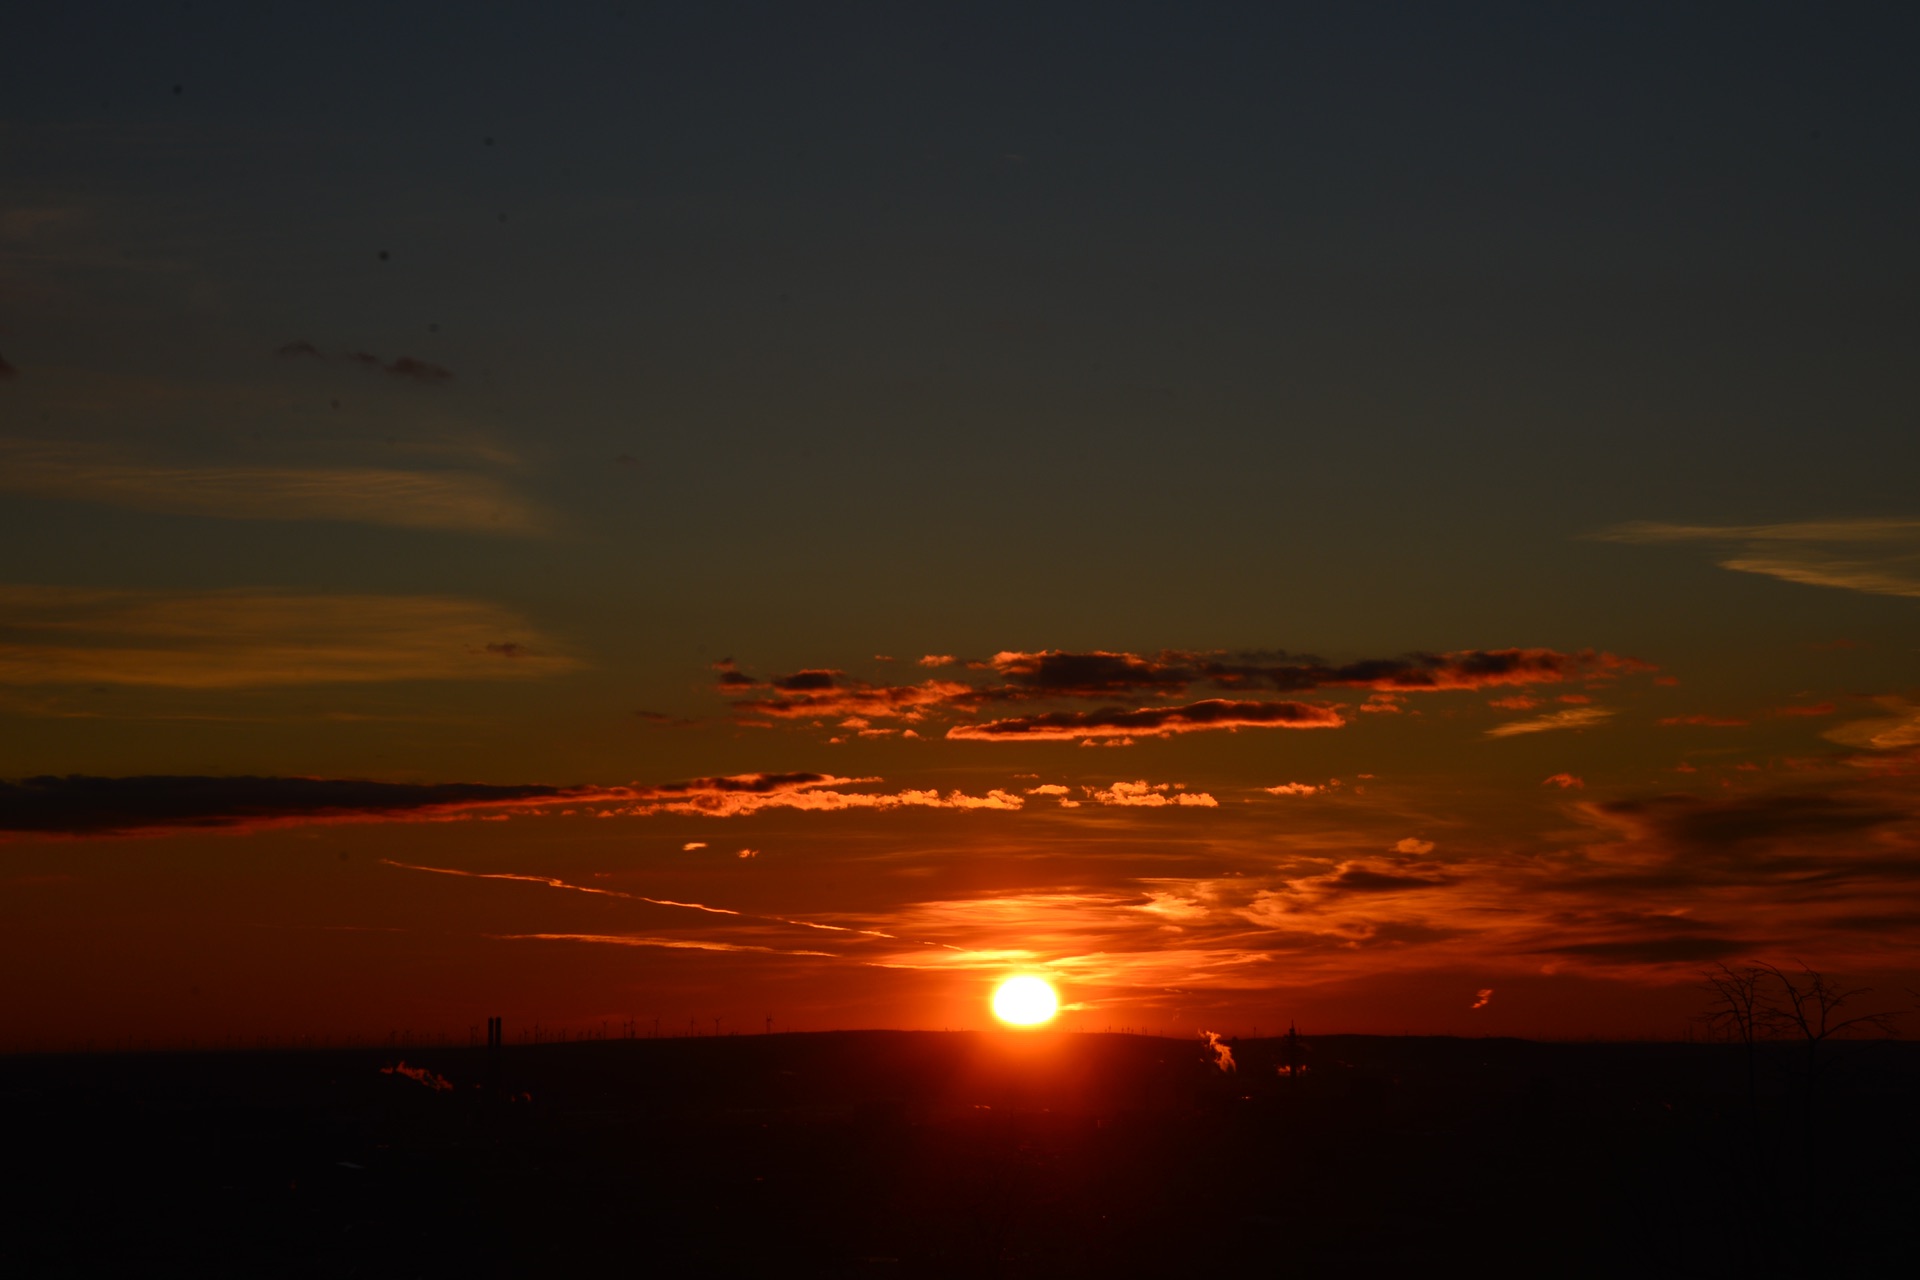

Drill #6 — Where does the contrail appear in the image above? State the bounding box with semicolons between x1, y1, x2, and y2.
379;857;939;948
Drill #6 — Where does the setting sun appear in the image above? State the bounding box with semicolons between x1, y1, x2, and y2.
991;976;1060;1026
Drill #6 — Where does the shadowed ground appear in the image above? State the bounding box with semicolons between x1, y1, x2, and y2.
7;1031;1915;1276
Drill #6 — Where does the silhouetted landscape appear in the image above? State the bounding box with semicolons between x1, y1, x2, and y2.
10;1031;1915;1276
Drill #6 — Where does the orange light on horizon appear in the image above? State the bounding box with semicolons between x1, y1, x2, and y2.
991;976;1059;1027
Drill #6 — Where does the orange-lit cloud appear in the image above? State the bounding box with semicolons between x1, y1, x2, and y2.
1486;707;1612;737
947;699;1344;741
1086;780;1219;807
715;646;1654;734
728;678;976;722
0;769;1030;838
1542;773;1585;789
1471;988;1493;1010
1263;782;1323;796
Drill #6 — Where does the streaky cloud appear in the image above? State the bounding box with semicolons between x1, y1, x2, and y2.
1486;707;1612;737
1596;517;1920;598
0;438;545;534
0;584;579;688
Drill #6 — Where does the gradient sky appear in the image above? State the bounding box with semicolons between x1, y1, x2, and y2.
5;3;1920;1049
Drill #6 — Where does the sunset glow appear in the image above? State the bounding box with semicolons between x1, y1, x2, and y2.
991;977;1060;1027
2;6;1918;1059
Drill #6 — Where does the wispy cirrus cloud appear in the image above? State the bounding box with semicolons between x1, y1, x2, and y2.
1597;518;1920;599
1486;706;1612;737
0;585;578;687
0;438;545;534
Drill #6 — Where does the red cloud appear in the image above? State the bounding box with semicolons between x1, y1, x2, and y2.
729;680;975;722
945;699;1344;742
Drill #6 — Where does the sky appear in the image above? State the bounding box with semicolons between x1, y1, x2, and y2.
4;3;1919;1049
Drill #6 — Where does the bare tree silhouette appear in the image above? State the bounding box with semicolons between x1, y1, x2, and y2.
1754;962;1898;1116
1700;964;1769;1124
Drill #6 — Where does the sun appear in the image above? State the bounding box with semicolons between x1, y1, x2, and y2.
991;976;1059;1027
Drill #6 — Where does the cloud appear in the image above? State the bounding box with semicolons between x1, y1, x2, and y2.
682;841;707;851
1542;773;1585;789
1590;792;1908;853
984;647;1650;697
1486;707;1612;737
0;766;1031;840
0;774;588;837
280;342;452;381
1263;782;1322;796
987;650;1197;697
770;669;841;692
1086;780;1219;807
946;698;1344;741
1300;862;1458;895
1537;936;1751;964
1470;988;1493;1010
1824;699;1920;752
0;439;544;534
1597;518;1920;599
603;772;1027;818
728;679;975;722
1393;838;1436;855
0;585;579;687
717;646;1653;732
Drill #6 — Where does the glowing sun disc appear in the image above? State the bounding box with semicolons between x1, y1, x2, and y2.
991;976;1059;1026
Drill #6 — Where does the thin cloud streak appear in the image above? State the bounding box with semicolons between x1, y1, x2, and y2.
0;438;547;534
489;933;837;958
1487;707;1613;737
382;858;918;945
0;585;579;688
1598;518;1920;598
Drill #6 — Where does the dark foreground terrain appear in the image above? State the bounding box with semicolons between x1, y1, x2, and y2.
6;1031;1916;1277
